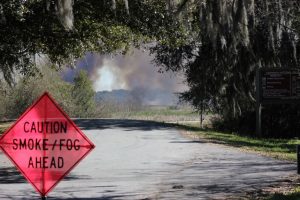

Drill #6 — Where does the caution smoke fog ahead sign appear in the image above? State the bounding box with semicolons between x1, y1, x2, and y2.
0;92;95;197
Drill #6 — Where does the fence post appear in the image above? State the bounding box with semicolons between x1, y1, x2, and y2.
297;145;300;174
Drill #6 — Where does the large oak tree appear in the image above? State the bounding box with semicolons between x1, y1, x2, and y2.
0;0;178;83
152;0;300;132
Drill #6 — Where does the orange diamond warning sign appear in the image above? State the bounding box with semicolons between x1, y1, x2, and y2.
0;92;95;197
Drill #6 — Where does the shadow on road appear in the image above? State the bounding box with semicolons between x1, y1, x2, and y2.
0;195;130;200
47;195;131;200
0;167;26;184
169;140;206;144
0;165;89;185
74;119;172;132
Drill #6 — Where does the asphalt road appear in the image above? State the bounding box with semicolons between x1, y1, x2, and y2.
0;119;296;200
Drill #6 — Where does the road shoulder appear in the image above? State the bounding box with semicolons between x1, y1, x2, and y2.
172;122;299;200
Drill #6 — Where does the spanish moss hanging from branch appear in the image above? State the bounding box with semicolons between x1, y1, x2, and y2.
56;0;74;30
153;0;300;121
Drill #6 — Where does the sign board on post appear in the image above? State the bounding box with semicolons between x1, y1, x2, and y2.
0;92;95;198
256;68;300;136
260;68;300;103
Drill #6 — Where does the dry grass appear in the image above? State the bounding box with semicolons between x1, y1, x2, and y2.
0;122;12;134
96;105;202;122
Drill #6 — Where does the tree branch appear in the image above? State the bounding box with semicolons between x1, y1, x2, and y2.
175;0;191;16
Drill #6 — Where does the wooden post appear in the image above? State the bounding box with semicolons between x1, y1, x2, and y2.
297;145;300;174
200;100;203;129
256;68;262;137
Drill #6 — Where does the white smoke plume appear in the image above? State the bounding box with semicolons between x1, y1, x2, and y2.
63;49;187;105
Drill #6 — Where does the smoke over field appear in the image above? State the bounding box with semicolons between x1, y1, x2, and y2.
63;49;187;105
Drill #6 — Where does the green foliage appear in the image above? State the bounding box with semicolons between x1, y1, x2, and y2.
71;70;95;118
265;187;300;200
0;67;96;119
0;82;7;118
0;0;178;84
152;0;300;136
3;0;300;137
0;64;78;119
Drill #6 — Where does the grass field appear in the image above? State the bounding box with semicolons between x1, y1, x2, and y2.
104;105;201;122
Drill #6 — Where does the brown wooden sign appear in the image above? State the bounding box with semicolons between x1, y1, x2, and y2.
259;68;300;103
256;68;300;136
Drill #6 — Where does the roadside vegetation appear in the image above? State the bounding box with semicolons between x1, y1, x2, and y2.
128;106;199;122
176;122;299;161
0;66;95;120
269;190;300;200
174;122;300;200
0;122;11;135
264;187;300;200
